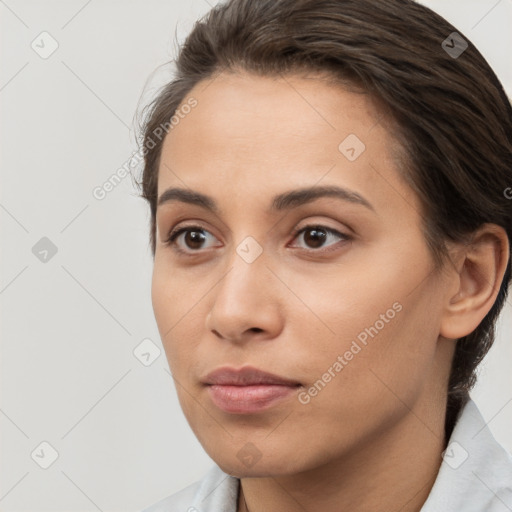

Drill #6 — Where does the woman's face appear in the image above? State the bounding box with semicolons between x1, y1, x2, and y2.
152;72;456;476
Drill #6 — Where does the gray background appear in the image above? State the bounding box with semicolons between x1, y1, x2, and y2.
1;0;511;510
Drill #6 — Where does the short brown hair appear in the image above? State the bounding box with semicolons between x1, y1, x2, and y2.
137;0;512;438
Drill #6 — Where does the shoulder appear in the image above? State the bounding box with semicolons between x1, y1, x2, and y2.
141;464;239;512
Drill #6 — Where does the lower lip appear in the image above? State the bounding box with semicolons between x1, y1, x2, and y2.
207;384;299;414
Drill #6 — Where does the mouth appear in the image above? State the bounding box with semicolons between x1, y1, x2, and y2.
202;366;302;414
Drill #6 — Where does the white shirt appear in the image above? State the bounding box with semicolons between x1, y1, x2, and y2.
142;398;512;511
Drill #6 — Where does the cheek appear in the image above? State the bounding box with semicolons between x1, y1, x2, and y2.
287;266;403;362
285;305;434;458
151;262;185;363
151;257;193;332
151;261;208;379
287;253;439;413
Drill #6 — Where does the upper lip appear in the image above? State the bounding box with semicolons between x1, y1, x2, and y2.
202;366;301;386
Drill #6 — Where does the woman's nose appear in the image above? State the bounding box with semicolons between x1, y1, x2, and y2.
205;255;283;344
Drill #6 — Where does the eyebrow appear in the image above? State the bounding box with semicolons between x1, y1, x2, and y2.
157;185;376;214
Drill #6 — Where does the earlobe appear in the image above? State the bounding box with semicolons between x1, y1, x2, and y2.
440;224;509;340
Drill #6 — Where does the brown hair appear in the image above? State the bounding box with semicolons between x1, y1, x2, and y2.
137;0;512;438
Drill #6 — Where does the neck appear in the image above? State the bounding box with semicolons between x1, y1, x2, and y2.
238;395;447;512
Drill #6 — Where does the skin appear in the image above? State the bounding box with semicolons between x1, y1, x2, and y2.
151;71;509;512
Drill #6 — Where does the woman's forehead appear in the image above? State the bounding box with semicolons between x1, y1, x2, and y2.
156;73;422;229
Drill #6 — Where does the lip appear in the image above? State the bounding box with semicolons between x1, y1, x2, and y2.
203;366;301;386
203;366;301;414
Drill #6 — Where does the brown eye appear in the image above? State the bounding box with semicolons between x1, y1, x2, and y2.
291;225;350;251
164;225;219;253
181;230;207;250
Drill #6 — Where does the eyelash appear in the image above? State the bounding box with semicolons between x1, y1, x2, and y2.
163;223;351;255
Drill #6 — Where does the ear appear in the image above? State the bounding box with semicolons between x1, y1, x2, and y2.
440;223;510;340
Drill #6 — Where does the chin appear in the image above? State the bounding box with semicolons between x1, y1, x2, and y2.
205;443;312;478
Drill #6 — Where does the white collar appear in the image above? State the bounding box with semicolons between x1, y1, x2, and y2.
420;397;512;511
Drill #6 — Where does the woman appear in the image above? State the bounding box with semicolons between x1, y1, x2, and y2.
138;0;512;510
